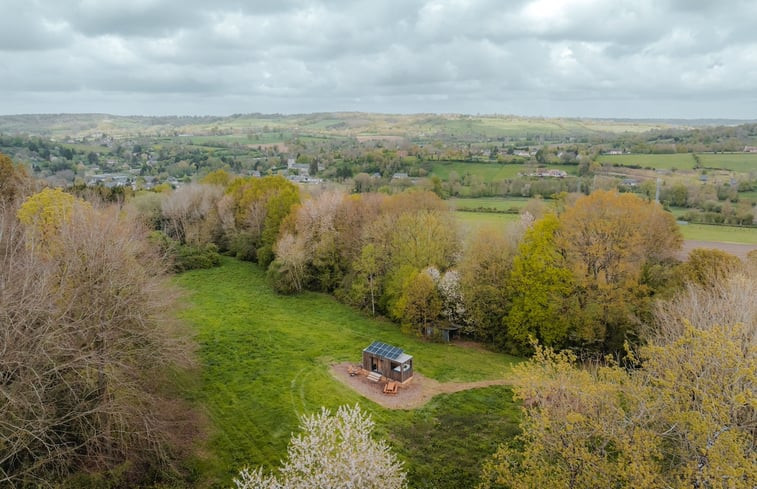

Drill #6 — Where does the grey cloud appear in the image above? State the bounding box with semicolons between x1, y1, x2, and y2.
0;0;756;118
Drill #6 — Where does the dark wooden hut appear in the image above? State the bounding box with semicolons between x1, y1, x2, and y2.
362;341;413;383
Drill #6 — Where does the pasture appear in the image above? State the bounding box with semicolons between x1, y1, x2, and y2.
678;222;757;244
698;152;757;172
597;153;697;170
430;161;576;182
448;196;533;213
598;152;757;173
454;208;757;245
175;259;520;488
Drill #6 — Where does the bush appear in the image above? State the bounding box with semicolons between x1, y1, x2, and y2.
150;231;222;272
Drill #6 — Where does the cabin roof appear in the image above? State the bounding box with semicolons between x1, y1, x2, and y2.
363;341;411;362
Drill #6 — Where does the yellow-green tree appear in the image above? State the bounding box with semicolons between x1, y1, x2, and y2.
224;176;300;265
505;214;576;352
480;323;755;489
677;248;742;288
17;188;90;252
391;269;442;337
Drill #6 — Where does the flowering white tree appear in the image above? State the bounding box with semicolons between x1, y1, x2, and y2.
437;269;467;327
234;405;407;489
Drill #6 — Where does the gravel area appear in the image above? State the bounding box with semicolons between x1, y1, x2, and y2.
330;362;510;410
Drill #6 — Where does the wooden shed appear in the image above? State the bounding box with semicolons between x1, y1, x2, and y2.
362;341;413;383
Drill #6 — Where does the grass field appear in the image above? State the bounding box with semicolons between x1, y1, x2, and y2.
175;259;520;488
455;208;757;245
678;222;757;244
430;161;577;182
448;197;533;212
597;153;697;170
698;153;757;172
598;152;757;173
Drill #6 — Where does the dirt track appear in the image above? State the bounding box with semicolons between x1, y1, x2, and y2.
679;240;756;260
330;362;510;410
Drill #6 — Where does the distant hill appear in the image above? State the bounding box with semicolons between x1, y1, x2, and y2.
0;112;736;140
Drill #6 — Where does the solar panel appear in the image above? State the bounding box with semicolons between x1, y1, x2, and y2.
364;341;404;360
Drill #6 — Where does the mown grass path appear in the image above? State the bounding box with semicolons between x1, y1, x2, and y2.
175;258;521;488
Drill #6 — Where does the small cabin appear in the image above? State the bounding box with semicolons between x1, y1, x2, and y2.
362;341;413;383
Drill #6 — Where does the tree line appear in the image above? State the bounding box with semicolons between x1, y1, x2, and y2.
128;168;749;358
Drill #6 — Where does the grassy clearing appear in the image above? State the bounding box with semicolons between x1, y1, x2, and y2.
455;212;521;240
597;153;697;170
174;259;520;488
678;223;757;244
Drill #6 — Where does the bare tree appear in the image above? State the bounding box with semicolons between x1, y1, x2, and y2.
0;198;195;487
161;183;224;245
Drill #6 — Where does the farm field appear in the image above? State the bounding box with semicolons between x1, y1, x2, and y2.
448;196;534;212
697;152;757;172
429;161;578;182
454;208;757;245
174;259;520;488
678;222;757;244
597;153;697;170
598;152;757;173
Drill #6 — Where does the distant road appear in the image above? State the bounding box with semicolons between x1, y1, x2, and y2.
679;240;757;260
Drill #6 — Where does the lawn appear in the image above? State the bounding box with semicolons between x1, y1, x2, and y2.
174;259;520;488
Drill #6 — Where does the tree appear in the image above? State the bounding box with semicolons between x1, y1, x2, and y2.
677;248;742;288
268;232;308;294
555;190;682;351
224;176;300;265
506;214;576;352
481;323;756;489
391;269;442;337
0;152;31;205
16;187;88;252
161;183;224;246
652;271;756;345
234;405;406;489
1;200;194;486
458;226;518;342
351;243;381;315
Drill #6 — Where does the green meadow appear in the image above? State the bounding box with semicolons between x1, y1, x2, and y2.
430;161;577;182
678;222;757;244
697;152;757;172
174;259;520;489
454;208;757;245
448;197;533;212
597;152;757;173
597;153;698;170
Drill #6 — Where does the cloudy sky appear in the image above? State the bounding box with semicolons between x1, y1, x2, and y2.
1;0;756;118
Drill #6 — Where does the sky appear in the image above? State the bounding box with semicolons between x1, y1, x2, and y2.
1;0;757;118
